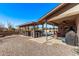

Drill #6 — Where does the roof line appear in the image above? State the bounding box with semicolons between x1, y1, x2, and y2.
38;3;68;22
18;21;39;27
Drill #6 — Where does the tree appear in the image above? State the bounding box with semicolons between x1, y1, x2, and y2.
7;22;15;31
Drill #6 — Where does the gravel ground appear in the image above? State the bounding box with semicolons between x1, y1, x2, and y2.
0;35;78;56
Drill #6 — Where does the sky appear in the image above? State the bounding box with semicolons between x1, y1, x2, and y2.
0;3;60;28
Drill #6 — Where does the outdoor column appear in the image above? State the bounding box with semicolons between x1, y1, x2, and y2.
42;24;44;36
37;25;40;37
76;17;79;41
27;26;29;30
52;24;54;37
19;27;21;34
27;26;29;36
45;20;48;41
54;24;55;36
42;24;44;30
21;27;24;34
52;24;55;37
54;24;57;38
37;25;39;29
24;26;27;36
35;25;38;37
20;27;22;34
33;26;35;38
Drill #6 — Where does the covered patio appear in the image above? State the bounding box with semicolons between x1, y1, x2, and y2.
18;22;44;38
48;3;79;37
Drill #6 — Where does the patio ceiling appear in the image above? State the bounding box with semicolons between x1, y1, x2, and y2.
48;4;79;24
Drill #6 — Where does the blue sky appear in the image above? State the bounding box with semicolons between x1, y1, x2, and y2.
0;3;60;28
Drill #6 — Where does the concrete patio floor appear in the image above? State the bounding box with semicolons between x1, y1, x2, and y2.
0;35;78;56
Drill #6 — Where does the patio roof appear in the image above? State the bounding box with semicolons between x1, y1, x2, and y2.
38;3;67;24
48;4;79;24
19;22;39;27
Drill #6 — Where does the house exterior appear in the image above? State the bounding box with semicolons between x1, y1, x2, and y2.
38;3;79;38
18;3;79;39
47;3;79;37
18;22;44;38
